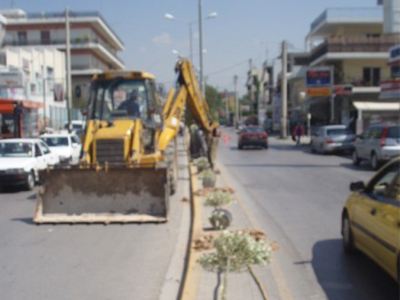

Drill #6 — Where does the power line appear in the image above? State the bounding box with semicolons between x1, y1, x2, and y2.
206;60;248;77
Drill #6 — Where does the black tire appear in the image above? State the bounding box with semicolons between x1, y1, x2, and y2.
342;213;356;254
370;153;379;170
264;143;268;149
352;151;360;166
397;256;400;286
25;171;35;191
238;144;243;150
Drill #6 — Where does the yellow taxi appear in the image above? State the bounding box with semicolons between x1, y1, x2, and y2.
342;156;400;282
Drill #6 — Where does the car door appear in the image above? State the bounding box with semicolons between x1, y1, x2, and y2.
34;143;47;170
39;141;58;166
352;162;400;272
357;128;372;159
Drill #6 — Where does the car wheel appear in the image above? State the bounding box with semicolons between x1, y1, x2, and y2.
264;143;268;149
342;214;356;254
370;153;379;170
25;171;35;191
352;151;360;166
238;144;243;150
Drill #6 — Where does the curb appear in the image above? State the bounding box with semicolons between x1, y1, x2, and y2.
178;165;203;300
159;139;192;300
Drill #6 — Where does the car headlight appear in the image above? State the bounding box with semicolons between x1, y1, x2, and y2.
5;168;26;174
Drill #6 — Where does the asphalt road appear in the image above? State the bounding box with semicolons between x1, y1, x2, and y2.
0;141;190;300
218;128;399;300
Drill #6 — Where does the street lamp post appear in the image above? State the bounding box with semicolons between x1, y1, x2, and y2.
198;0;204;95
164;8;217;95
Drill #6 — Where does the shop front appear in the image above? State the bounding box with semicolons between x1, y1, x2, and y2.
0;98;42;139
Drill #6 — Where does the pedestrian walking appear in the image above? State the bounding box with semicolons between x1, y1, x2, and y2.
295;123;304;145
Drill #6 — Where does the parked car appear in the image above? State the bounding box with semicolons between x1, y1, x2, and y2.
353;124;400;170
0;139;59;190
310;125;355;154
238;126;268;149
342;157;400;283
64;120;86;137
40;133;81;165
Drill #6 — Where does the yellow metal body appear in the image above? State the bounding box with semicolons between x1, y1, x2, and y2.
343;157;400;281
34;59;219;224
81;58;218;168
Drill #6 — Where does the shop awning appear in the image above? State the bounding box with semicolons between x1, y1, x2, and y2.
353;101;400;111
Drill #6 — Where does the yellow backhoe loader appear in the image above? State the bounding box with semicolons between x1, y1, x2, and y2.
33;59;218;224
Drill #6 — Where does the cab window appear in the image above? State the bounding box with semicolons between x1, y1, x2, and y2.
367;163;400;199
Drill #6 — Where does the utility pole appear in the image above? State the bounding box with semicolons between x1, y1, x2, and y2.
65;8;72;132
198;0;204;95
234;75;239;128
42;77;46;127
281;40;288;139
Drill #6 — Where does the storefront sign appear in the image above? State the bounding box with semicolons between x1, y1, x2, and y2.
389;45;400;64
0;71;24;88
306;87;331;97
306;67;333;97
334;85;353;96
380;79;400;99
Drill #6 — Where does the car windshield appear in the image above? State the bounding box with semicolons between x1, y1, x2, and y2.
388;126;400;138
0;142;33;158
42;137;69;147
327;128;349;136
91;79;150;120
245;127;263;133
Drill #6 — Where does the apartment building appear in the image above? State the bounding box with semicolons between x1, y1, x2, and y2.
1;9;125;108
0;47;66;137
305;6;399;133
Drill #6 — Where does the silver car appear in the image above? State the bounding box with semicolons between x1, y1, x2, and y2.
353;125;400;170
311;125;355;154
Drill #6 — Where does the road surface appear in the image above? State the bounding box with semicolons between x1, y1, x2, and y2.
218;128;398;300
0;140;190;300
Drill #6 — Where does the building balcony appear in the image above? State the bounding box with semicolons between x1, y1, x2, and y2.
3;38;124;69
5;10;124;51
310;7;382;35
310;35;400;65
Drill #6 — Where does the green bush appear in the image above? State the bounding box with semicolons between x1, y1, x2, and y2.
205;190;233;208
201;169;216;188
198;230;272;273
194;156;210;172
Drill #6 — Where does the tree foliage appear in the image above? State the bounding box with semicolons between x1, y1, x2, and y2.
205;84;223;121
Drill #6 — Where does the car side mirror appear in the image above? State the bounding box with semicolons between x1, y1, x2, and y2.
350;181;365;192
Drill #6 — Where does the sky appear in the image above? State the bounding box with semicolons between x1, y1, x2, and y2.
1;0;377;95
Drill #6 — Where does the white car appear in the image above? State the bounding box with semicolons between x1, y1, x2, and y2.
40;133;81;165
0;139;59;190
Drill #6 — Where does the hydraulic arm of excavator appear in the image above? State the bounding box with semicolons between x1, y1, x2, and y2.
159;59;219;162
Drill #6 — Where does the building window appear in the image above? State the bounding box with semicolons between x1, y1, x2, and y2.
41;31;51;45
363;67;380;86
17;31;27;45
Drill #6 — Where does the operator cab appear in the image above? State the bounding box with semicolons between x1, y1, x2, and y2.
88;71;161;123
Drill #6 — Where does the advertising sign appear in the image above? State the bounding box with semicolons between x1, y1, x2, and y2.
306;67;333;97
389;44;400;65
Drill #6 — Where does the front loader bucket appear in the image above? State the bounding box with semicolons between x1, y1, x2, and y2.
34;167;169;224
